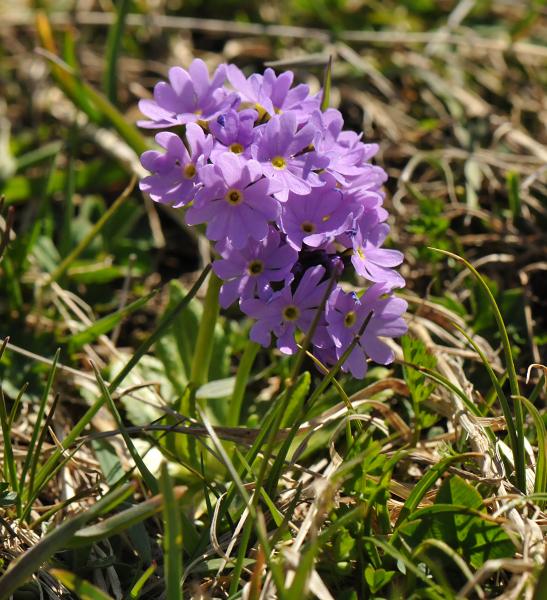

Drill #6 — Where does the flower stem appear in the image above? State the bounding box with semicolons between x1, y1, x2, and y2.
190;271;222;388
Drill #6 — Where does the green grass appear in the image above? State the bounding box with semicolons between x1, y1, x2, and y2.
0;1;545;599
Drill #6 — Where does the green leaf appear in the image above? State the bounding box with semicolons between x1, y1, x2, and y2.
402;335;436;405
92;439;125;486
51;569;114;600
320;56;332;111
506;171;521;219
280;371;310;428
67;288;158;351
394;455;473;531
196;376;236;400
364;565;396;594
402;476;515;570
68;486;187;547
333;527;356;562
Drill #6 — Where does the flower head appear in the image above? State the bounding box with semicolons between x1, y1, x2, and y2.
139;125;212;207
138;59;237;129
213;228;298;308
280;187;352;250
326;285;408;378
241;265;329;354
186;152;280;249
210;109;258;160
349;224;405;289
252;113;326;202
227;66;318;121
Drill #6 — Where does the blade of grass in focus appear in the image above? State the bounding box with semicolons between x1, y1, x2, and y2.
430;247;525;492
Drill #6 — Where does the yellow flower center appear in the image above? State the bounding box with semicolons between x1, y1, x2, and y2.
356;247;365;260
229;143;244;154
254;103;269;120
283;305;300;321
225;188;243;205
344;311;357;328
271;156;286;170
183;163;197;179
322;214;331;222
248;260;264;276
301;221;316;234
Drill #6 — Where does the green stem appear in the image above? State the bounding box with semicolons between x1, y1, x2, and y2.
190;271;222;388
229;341;259;427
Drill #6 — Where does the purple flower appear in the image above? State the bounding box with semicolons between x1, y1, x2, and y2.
280;187;352;250
349;223;405;289
251;113;325;202
136;61;408;378
186;153;280;249
241;265;329;354
227;66;317;121
209;109;257;160
213;228;298;308
139;125;212;207
138;59;237;129
311;110;364;184
326;285;408;378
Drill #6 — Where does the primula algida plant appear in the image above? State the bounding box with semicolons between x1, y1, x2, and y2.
138;59;407;379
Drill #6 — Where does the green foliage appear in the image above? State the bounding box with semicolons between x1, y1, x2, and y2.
402;335;438;432
406;196;451;262
401;476;515;576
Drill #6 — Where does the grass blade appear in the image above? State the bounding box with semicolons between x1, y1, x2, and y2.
129;562;157;600
0;484;134;599
50;569;114;600
320;55;332;111
103;0;132;105
91;361;159;495
513;395;547;496
160;463;184;600
450;321;521;486
229;340;259;427
68;486;187;548
190;271;222;387
430;247;525;492
19;348;60;502
393;453;480;532
0;388;19;506
67;287;159;351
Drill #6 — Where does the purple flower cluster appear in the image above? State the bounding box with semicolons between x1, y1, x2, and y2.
139;59;407;378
